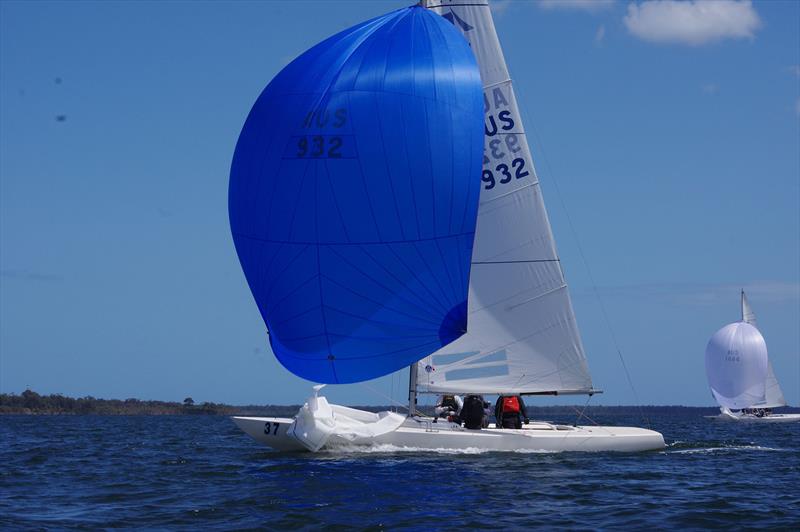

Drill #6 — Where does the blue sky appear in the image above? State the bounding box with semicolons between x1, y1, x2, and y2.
1;0;798;407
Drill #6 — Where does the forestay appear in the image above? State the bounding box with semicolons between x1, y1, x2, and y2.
741;291;786;408
229;7;484;384
705;322;768;410
416;0;593;395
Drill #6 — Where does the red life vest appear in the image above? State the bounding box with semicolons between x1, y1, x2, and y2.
502;396;520;414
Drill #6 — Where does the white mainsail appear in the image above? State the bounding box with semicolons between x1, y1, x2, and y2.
741;290;786;408
416;0;593;395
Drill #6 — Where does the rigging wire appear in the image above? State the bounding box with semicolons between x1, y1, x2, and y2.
519;98;652;430
572;394;597;427
360;381;410;413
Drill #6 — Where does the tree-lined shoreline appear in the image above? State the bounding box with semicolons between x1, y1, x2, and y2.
0;389;301;416
3;389;797;416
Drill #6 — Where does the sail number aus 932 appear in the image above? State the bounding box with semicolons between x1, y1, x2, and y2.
284;135;355;159
297;136;342;158
482;158;529;190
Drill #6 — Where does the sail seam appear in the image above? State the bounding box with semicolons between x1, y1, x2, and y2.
472;259;559;264
465;281;565;315
319;271;444;328
321;157;352;242
433;237;459;306
232;231;475;246
247;241;284;324
259;245;311;313
482;78;513;90
386;243;453;316
285;88;483;114
373;93;408;241
506;284;567;311
409;240;457;311
424;3;489;8
265;275;321;324
400;90;423;242
358;244;450;317
280;338;443;361
478;181;540;205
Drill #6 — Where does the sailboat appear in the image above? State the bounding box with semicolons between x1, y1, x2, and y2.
705;291;800;422
229;0;665;452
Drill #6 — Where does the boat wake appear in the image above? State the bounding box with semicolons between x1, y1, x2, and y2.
665;440;786;454
319;443;559;455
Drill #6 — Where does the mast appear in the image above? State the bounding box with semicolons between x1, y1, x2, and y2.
741;289;745;322
408;363;419;416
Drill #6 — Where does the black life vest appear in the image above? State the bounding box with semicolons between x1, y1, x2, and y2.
462;395;485;429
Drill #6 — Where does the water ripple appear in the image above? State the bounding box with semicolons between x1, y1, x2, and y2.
1;414;798;529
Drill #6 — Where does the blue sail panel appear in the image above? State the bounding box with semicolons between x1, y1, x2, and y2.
229;6;483;384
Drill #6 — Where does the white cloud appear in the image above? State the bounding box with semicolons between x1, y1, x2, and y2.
624;0;762;46
595;24;606;43
538;0;616;12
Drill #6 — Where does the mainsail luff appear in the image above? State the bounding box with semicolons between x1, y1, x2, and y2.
741;290;786;408
416;0;594;395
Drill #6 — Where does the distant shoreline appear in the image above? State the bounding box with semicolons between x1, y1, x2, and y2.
0;390;295;416
2;390;797;416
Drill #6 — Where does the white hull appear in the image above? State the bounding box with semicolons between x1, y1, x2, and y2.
232;415;665;453
708;412;800;423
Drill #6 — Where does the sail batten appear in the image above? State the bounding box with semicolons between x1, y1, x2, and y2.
417;0;593;395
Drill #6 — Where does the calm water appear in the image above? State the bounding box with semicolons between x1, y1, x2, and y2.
1;413;798;529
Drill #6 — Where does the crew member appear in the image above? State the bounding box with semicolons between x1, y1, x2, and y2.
434;394;463;421
494;395;529;429
461;394;489;430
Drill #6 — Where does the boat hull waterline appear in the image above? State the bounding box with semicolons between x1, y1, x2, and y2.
707;412;800;423
232;415;665;453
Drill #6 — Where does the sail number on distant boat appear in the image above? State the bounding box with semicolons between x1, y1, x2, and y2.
481;84;530;190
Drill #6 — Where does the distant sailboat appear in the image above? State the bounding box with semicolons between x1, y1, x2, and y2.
229;0;664;452
705;291;799;422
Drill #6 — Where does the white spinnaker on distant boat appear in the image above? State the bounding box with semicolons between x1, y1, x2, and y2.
741;291;786;408
416;0;593;395
705;322;768;410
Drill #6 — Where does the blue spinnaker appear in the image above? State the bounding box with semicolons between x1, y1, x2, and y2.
229;6;483;384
